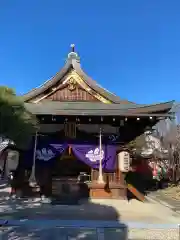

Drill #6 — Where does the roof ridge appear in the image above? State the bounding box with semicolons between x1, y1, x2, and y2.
22;47;132;103
25;77;53;95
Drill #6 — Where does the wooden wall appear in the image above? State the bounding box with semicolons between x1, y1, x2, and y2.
47;85;99;102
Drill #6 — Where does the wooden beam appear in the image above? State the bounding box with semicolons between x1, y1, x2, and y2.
127;184;145;202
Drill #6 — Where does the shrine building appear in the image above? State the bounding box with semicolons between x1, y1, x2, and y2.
22;45;174;199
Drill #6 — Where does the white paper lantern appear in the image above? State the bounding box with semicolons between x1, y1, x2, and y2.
6;150;19;171
118;151;130;172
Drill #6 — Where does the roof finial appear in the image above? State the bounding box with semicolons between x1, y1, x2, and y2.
70;44;75;52
67;44;80;62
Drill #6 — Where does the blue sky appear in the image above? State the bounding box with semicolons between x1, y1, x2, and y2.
0;0;180;104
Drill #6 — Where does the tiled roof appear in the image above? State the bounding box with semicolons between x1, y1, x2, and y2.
22;51;130;103
25;101;174;116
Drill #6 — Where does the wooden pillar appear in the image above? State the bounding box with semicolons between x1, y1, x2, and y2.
68;145;72;155
29;131;38;184
97;127;104;184
115;154;120;183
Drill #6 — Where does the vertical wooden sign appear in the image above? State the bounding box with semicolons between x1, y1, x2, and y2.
64;122;76;138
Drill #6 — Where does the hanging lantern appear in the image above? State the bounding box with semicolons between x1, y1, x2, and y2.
118;151;130;172
6;150;19;171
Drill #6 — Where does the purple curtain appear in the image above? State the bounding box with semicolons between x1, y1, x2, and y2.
25;139;117;171
71;144;116;170
36;143;67;163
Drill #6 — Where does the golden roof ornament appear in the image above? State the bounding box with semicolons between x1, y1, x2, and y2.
67;77;76;91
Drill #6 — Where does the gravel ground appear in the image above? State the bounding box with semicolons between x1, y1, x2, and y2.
157;185;180;200
0;185;180;239
148;185;180;213
0;224;179;239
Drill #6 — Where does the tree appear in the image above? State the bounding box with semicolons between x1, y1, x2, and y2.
154;105;180;184
0;86;38;149
127;134;147;154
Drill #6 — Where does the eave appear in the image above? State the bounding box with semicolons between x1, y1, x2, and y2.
25;101;174;117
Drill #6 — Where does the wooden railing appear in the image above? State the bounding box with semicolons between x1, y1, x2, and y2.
91;169;116;183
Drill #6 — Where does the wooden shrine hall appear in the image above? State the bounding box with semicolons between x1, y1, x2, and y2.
22;45;174;199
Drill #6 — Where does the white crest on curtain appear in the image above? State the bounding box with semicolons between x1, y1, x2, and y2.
36;148;55;161
85;148;104;162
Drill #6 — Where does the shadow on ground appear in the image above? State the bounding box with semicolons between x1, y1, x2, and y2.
0;189;127;239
